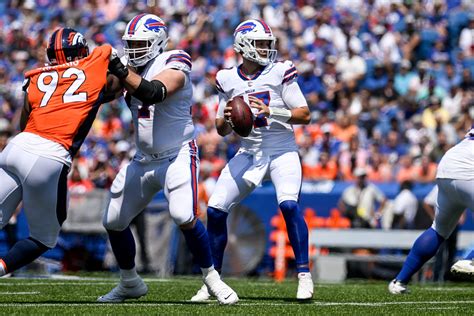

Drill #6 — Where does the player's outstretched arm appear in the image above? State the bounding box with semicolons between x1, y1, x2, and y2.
101;74;124;103
108;56;185;104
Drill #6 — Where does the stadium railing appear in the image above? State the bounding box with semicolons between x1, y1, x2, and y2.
309;228;474;282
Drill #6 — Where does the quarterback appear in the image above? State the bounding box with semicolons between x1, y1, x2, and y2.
191;19;314;301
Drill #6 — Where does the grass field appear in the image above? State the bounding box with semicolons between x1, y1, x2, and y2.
0;274;472;315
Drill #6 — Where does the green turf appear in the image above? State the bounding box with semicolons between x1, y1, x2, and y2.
0;275;472;315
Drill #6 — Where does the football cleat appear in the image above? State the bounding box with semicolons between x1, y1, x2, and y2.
190;283;212;302
296;272;314;300
97;278;148;303
203;270;239;305
388;279;409;294
450;259;474;276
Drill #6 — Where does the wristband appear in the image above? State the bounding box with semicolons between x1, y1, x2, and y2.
269;107;291;123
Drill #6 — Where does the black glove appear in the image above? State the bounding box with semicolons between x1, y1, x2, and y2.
108;56;129;80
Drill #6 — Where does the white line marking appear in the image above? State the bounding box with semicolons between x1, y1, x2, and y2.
0;292;40;295
0;301;472;308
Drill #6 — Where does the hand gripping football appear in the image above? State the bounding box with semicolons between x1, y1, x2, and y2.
228;97;253;137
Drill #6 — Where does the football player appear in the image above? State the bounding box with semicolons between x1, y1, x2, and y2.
389;126;474;293
0;28;121;277
191;19;313;301
100;14;238;304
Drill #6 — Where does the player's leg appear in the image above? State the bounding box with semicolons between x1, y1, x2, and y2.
98;161;156;303
191;152;254;302
167;143;239;304
450;179;474;276
270;151;313;300
207;152;255;272
0;163;23;275
1;150;67;276
390;179;469;294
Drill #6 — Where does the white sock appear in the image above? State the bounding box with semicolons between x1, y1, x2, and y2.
120;268;139;285
201;266;216;279
0;260;6;276
298;272;311;279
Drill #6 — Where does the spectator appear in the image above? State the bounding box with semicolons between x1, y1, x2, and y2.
305;151;338;181
391;180;418;229
338;167;387;228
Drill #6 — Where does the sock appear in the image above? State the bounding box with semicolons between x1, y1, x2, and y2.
1;237;49;275
396;227;444;284
107;227;136;270
201;266;216;279
280;200;310;273
181;219;213;269
464;249;474;260
120;268;140;286
207;207;228;272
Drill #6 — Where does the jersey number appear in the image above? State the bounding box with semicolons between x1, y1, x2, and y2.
37;68;87;107
249;91;270;128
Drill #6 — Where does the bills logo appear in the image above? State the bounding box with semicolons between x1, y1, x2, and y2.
234;22;256;35
145;18;166;32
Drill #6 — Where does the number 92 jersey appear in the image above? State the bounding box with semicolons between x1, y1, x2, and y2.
215;60;307;156
21;45;112;160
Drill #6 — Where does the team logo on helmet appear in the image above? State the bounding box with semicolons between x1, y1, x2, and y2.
144;18;166;33
234;21;256;36
67;32;86;46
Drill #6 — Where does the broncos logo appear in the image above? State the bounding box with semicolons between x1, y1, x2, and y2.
234;22;256;35
67;32;86;46
144;18;166;33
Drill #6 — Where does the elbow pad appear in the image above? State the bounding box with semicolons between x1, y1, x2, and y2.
132;79;167;104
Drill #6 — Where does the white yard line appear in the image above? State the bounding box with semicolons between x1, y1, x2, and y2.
0;292;40;295
0;300;472;308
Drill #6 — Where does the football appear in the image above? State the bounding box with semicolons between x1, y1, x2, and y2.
229;96;253;137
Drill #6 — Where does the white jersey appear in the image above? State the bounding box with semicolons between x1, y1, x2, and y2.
436;128;474;180
215;60;307;156
127;50;194;157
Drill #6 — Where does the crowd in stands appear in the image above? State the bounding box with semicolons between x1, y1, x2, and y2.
0;0;473;199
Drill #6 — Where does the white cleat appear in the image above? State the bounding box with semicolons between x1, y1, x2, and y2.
296;272;314;300
388;279;409;294
97;278;148;303
450;259;474;276
203;270;239;305
191;283;212;302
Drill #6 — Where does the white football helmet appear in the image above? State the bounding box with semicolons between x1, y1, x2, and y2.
122;14;168;67
233;19;277;66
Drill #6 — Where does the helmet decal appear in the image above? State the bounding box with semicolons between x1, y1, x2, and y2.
234;21;257;35
144;18;166;32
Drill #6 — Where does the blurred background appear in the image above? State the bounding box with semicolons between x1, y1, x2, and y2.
0;0;473;283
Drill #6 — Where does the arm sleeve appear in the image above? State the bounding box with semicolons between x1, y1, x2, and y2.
282;80;308;109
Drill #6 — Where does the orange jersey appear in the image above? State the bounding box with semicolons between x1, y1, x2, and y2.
24;45;112;155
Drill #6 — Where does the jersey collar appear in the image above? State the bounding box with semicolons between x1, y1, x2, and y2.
237;64;265;81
